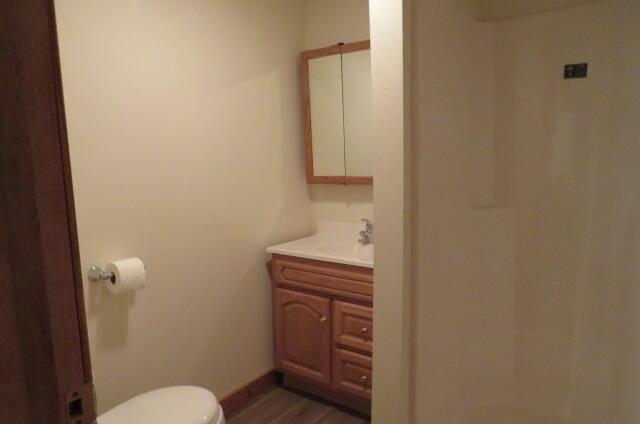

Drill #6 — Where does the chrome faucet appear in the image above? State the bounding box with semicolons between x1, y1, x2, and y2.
359;219;374;245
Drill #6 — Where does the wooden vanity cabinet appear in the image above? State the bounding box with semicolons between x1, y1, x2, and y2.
270;254;373;413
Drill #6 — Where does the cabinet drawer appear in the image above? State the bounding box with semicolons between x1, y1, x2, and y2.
272;256;373;301
333;348;372;399
333;301;372;353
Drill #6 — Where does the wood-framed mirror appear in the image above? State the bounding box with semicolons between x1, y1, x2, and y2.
301;40;372;185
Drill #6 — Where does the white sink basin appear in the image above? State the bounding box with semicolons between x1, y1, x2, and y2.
315;242;373;259
266;221;374;268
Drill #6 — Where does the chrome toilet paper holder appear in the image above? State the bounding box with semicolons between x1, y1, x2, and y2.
88;266;115;283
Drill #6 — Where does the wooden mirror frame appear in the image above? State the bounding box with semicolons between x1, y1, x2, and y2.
300;40;373;185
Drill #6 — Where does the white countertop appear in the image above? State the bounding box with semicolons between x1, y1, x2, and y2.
266;221;374;268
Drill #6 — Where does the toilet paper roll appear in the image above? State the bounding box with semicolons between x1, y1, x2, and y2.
104;257;147;294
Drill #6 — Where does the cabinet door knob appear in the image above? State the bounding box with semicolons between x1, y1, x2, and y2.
361;375;369;383
320;316;327;323
361;327;369;335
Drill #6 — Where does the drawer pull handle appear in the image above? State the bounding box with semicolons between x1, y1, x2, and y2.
361;375;369;383
320;316;327;323
361;327;369;336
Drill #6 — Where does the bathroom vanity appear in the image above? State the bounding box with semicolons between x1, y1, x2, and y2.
267;221;374;414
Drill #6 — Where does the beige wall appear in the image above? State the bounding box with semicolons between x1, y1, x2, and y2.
476;0;608;21
304;0;374;226
412;0;640;423
54;0;313;413
305;0;370;49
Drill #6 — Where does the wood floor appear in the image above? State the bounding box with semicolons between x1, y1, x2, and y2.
227;387;370;424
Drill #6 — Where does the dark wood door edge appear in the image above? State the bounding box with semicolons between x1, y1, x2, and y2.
0;0;95;422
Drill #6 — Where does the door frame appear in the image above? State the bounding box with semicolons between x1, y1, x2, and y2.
370;0;413;422
0;0;96;423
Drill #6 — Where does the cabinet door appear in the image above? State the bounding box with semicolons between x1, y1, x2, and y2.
274;289;331;385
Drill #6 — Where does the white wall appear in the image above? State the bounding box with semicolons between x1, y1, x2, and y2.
411;0;516;422
54;0;313;413
494;1;640;422
412;0;640;423
304;0;374;226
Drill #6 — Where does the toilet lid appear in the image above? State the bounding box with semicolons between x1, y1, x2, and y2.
98;386;220;424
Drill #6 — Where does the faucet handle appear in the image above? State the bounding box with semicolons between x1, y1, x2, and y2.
361;218;374;230
359;219;374;245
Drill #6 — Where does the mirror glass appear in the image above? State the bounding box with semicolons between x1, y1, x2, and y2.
304;42;372;184
342;49;372;177
309;54;345;176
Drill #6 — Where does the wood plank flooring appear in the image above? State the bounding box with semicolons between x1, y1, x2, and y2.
228;387;370;424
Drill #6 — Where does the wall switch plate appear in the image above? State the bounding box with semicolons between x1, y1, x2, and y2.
564;63;588;79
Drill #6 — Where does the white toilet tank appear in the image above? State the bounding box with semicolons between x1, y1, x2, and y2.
98;386;225;424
